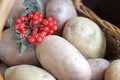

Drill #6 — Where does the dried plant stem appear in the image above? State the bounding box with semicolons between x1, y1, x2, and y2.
0;0;15;38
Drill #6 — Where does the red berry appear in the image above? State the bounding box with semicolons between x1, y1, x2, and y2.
31;28;38;34
28;13;33;19
19;23;24;30
21;33;26;38
38;14;43;18
14;25;19;30
48;22;53;27
16;19;21;24
32;20;38;25
21;28;26;34
52;20;57;25
51;25;57;31
33;14;39;20
24;17;28;22
38;31;47;38
42;19;48;25
20;16;25;22
43;27;49;32
48;30;54;35
27;36;36;44
34;11;39;15
36;36;42;42
38;18;42;22
47;17;53;21
33;28;38;32
39;25;44;31
39;27;44;32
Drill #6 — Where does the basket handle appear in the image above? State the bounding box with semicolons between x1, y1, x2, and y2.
0;0;15;38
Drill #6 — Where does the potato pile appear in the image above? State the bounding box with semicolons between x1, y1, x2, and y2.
0;0;119;80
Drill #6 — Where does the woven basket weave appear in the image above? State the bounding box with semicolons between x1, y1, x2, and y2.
72;0;120;60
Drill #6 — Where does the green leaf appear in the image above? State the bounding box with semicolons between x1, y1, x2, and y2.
21;9;33;16
8;18;20;40
19;42;27;55
21;0;42;16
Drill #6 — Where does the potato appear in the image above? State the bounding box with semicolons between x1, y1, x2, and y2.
36;35;91;80
0;63;9;75
6;0;45;26
4;65;56;80
63;17;106;58
0;29;39;66
40;0;49;5
88;58;109;80
105;59;120;80
46;0;77;35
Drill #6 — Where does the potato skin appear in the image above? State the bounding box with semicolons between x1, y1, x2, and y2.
4;65;56;80
0;63;9;75
40;0;49;5
46;0;77;35
105;59;120;80
36;35;91;80
0;29;39;66
63;17;106;58
88;58;109;80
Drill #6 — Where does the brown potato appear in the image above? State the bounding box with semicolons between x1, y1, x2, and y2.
105;59;120;80
40;0;49;5
63;17;106;58
36;35;91;80
5;65;56;80
88;58;109;80
0;63;9;75
0;29;39;66
46;0;77;35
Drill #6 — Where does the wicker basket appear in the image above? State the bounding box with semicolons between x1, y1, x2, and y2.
72;0;120;60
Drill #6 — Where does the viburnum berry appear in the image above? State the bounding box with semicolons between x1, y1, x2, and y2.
14;25;19;30
16;19;22;24
47;17;53;21
35;36;42;42
21;33;26;38
28;13;33;19
14;11;57;44
52;20;57;25
31;28;38;35
32;20;39;26
20;16;25;22
51;25;57;31
33;28;38;32
38;14;43;18
48;30;54;35
34;11;39;15
39;25;44;31
48;22;53;27
43;27;49;32
27;36;36;44
38;18;42;22
33;14;39;20
19;23;25;30
24;17;28;22
42;19;48;26
21;28;26;34
38;31;47;38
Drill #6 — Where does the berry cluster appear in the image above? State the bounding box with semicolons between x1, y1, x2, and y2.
14;11;57;44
